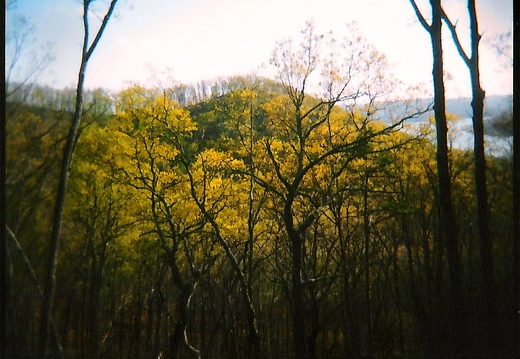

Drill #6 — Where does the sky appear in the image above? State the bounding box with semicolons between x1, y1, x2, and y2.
6;0;513;98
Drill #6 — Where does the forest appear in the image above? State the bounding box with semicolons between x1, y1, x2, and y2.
3;1;518;359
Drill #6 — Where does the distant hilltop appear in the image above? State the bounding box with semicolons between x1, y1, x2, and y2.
445;94;512;120
410;94;512;123
398;94;513;157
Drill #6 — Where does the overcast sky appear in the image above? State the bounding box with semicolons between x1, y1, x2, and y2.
7;0;513;98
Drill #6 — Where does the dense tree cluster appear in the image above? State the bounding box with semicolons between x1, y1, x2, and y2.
6;78;516;359
4;6;517;359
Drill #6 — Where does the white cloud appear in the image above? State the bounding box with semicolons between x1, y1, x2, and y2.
10;0;513;96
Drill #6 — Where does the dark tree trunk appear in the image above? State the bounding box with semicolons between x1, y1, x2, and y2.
336;205;361;359
363;172;373;359
41;49;87;359
343;277;361;359
441;2;502;353
442;0;496;316
86;232;107;358
430;2;467;355
392;230;405;356
308;300;319;359
512;1;520;354
430;0;463;309
286;203;307;359
470;72;495;305
1;26;6;353
166;255;200;359
402;213;437;359
409;0;466;355
169;282;199;359
183;158;262;359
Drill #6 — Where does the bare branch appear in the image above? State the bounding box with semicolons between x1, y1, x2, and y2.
441;8;470;66
86;0;119;61
409;0;431;31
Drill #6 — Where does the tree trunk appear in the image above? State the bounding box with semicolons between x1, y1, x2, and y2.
393;238;405;357
430;2;467;355
408;1;467;352
0;8;6;355
512;0;520;352
308;299;319;359
430;0;463;306
183;159;262;359
40;51;87;359
469;55;495;309
39;2;118;357
284;199;308;359
169;282;200;359
167;255;200;359
363;172;373;359
441;2;499;353
402;213;436;358
442;0;496;317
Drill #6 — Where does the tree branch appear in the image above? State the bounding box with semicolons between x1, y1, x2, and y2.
86;0;119;61
441;8;471;66
409;0;431;32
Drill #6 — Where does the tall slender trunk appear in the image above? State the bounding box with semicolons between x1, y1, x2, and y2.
402;210;439;358
336;205;361;358
245;102;261;359
308;298;319;359
1;46;6;356
183;160;261;358
430;0;463;306
342;273;361;359
40;52;87;359
442;0;496;313
512;0;520;352
409;0;466;354
392;228;405;356
39;2;118;357
86;228;107;358
470;68;495;306
87;261;102;358
363;172;373;358
284;198;307;359
430;3;467;355
167;256;200;359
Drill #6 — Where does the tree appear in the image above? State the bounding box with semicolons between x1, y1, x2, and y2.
179;148;262;359
61;123;138;357
4;9;57;352
1;2;7;358
112;86;204;358
179;87;264;359
440;0;496;320
5;2;54;102
40;1;119;357
485;31;512;69
4;102;73;357
260;22;419;359
408;0;465;355
513;0;520;350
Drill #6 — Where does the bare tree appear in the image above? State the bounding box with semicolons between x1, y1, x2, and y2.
5;5;54;102
441;0;496;314
40;1;119;357
485;31;512;69
408;0;465;355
